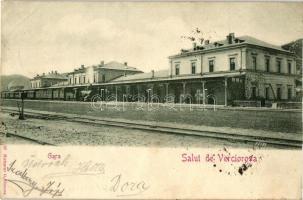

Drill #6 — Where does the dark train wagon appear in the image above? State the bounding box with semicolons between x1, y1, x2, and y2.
52;88;65;100
1;84;100;101
35;89;52;99
26;90;36;99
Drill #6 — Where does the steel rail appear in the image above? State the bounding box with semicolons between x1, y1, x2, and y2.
1;107;301;148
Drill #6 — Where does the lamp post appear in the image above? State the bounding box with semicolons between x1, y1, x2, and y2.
19;91;26;120
147;89;152;104
100;89;104;101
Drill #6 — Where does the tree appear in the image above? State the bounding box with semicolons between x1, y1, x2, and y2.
181;28;211;45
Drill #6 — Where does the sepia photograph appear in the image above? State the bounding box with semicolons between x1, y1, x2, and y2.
0;1;302;199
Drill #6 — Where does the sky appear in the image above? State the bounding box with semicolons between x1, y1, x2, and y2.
2;1;303;77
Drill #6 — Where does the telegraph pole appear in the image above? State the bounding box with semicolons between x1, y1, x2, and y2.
19;91;26;120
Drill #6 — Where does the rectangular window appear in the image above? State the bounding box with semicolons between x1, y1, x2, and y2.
175;64;180;75
83;76;86;83
288;62;292;74
251;87;257;99
277;60;281;73
276;87;281;100
265;58;270;72
102;74;106;82
230;58;236;71
288;87;292;100
265;87;270;100
191;62;196;74
74;78;77;84
252;57;257;71
209;60;214;72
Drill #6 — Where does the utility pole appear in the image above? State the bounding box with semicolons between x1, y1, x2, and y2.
19;91;26;120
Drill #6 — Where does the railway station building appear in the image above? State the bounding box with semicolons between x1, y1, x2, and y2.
96;33;298;105
3;33;299;106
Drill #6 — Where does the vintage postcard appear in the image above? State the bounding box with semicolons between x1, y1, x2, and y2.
0;1;302;199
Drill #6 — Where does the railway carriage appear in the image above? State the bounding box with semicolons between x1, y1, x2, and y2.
52;88;65;100
35;89;53;99
26;90;36;99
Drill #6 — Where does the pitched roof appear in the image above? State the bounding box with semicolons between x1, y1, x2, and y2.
173;35;292;58
43;73;68;79
101;61;142;72
112;69;169;82
238;36;287;51
69;61;143;74
32;73;67;80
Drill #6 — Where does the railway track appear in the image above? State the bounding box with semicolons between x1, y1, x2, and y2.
6;132;55;145
1;107;302;148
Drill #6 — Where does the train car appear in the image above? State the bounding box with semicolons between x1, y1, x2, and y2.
52;88;65;100
26;90;36;99
0;91;7;99
35;88;53;99
1;85;100;101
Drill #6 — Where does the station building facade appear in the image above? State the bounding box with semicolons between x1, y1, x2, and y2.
102;33;298;105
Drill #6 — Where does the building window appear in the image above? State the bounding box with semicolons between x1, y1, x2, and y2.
252;56;257;71
288;62;292;74
209;60;214;72
191;62;196;74
276;87;281;100
83;76;86;83
265;87;270;100
175;64;180;75
265;58;270;72
74;77;77;84
287;87;292;100
251;87;257;99
102;74;106;82
230;57;236;71
277;60;281;73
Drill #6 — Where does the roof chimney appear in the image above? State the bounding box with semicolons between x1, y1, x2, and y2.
205;40;209;45
55;70;58;74
100;60;104;66
151;70;155;78
227;33;235;44
124;62;127;66
42;73;45;76
81;64;85;69
192;42;197;50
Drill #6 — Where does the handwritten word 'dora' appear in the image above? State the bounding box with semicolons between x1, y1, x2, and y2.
110;174;149;197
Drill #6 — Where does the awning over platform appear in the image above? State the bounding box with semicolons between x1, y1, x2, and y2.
21;71;246;90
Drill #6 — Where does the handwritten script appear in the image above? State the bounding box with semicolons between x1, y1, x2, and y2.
7;160;65;198
110;174;149;197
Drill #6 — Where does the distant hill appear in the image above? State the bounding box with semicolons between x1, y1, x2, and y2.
0;74;31;91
